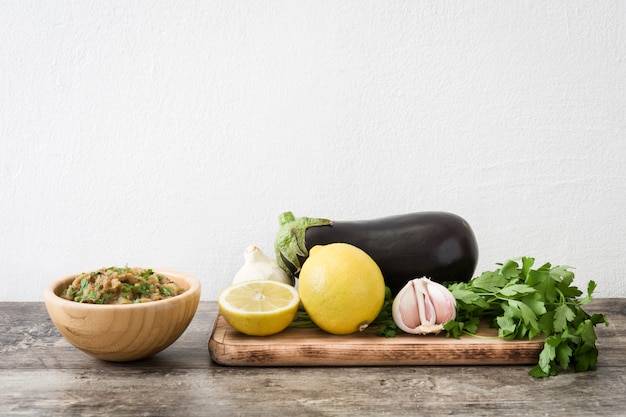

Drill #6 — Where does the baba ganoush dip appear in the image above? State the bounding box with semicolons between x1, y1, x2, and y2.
62;267;185;304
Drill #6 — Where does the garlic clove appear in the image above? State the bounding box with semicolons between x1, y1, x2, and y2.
392;277;457;335
232;245;294;286
424;279;456;323
415;278;437;325
393;280;421;328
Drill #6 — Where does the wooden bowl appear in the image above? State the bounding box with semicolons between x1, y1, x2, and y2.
44;269;201;362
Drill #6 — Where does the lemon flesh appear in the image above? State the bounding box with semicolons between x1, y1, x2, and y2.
218;280;300;336
298;243;386;335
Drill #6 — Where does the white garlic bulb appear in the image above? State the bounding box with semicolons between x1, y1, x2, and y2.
232;245;294;286
392;277;456;335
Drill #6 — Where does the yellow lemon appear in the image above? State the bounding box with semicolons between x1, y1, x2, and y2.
218;280;299;336
298;243;385;335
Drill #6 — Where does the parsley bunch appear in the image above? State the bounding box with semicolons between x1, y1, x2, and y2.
444;257;608;377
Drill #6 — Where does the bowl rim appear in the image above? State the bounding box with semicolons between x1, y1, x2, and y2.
44;268;201;310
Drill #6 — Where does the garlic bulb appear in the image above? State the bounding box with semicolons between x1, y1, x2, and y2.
392;277;456;335
232;245;294;286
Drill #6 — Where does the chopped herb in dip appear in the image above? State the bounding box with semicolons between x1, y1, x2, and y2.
62;267;185;304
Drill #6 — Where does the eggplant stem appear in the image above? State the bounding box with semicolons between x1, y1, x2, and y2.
274;212;332;278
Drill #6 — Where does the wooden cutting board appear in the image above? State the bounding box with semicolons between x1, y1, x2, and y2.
208;314;544;366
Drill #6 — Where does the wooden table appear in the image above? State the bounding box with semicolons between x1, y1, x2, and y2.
1;299;624;416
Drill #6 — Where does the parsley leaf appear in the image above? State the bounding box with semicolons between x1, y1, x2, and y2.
553;304;576;332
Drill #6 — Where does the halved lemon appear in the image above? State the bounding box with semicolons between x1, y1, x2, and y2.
217;280;300;336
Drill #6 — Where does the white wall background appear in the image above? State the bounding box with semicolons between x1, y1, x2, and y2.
1;1;625;301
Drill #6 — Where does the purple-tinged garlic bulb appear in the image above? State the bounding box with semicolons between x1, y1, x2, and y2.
392;277;457;335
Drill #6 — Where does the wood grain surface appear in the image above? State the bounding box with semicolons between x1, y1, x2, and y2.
209;314;544;366
1;299;624;417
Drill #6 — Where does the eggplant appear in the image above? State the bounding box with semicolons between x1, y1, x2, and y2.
274;211;479;296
